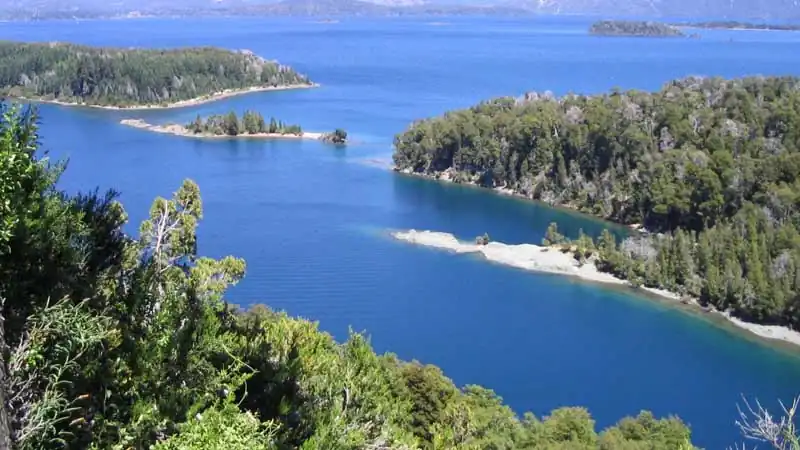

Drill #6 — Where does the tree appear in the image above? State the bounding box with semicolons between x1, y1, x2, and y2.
224;112;241;136
733;396;800;450
543;222;566;247
242;110;263;135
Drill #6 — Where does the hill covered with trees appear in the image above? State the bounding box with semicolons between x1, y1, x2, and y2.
393;76;800;330
589;20;685;37
0;104;700;448
0;41;312;107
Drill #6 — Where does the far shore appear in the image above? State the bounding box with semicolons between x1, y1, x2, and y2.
391;229;800;350
120;119;325;141
18;82;318;111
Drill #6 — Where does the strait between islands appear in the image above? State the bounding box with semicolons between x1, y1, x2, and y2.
391;229;800;348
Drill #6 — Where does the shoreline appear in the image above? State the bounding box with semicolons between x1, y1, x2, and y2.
19;83;318;111
394;167;639;232
120;119;325;141
391;229;800;349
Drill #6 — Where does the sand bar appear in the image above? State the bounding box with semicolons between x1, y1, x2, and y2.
392;229;800;348
21;83;318;111
120;119;325;141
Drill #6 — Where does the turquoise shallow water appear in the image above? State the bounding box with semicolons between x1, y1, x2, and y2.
4;16;800;448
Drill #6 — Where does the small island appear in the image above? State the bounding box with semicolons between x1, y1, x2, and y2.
677;21;800;31
589;20;685;37
121;110;347;144
0;41;315;109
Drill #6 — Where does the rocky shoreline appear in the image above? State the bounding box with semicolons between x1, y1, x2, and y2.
22;83;318;111
392;229;800;349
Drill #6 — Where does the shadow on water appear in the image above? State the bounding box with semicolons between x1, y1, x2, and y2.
389;171;630;244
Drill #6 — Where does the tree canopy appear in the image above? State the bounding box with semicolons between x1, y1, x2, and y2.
394;76;800;329
186;110;303;136
0;41;312;107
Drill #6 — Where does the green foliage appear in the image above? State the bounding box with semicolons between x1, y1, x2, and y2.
543;222;565;247
599;412;694;449
0;41;311;107
153;402;278;450
8;299;113;450
0;104;41;247
394;76;800;330
187;111;302;136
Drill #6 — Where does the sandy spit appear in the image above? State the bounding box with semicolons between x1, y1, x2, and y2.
21;83;318;111
120;119;324;141
392;229;800;348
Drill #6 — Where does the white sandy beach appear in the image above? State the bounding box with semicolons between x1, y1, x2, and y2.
120;119;325;141
392;229;800;348
22;83;318;111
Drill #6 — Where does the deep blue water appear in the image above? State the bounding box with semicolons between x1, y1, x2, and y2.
3;16;800;448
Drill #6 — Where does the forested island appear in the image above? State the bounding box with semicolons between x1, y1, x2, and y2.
679;21;800;31
394;76;800;334
121;110;348;143
0;104;718;449
589;20;686;37
0;41;314;108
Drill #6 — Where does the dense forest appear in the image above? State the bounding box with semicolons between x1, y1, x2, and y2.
0;104;703;448
393;76;800;330
0;41;312;107
187;110;304;136
588;20;685;37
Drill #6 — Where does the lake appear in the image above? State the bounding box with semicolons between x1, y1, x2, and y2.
3;16;800;448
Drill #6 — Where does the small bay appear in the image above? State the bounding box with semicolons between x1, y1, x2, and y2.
4;16;800;448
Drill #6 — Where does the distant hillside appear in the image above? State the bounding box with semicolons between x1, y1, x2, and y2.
513;0;800;20
4;0;800;20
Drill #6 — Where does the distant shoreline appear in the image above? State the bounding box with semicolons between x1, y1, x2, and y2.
392;229;800;350
120;118;325;141
19;83;318;111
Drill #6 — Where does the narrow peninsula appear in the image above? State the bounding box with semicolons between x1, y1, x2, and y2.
392;229;800;348
121;110;348;144
393;76;800;341
0;41;315;109
589;20;685;37
678;21;800;31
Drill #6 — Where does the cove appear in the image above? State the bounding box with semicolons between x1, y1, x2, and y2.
5;16;800;448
